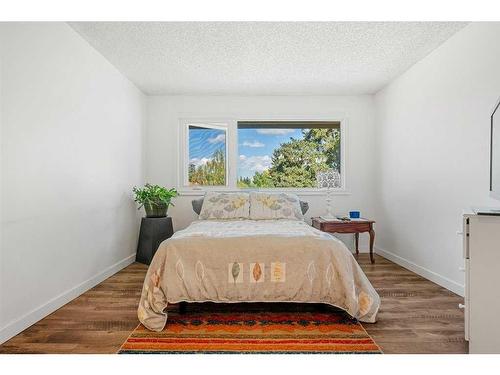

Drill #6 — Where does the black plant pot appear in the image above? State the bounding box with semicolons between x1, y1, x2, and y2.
144;202;168;218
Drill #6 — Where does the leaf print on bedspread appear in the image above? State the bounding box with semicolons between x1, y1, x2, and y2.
175;259;184;280
195;261;205;283
250;263;264;283
271;262;286;282
307;261;316;285
150;269;161;288
326;263;334;288
358;291;373;317
326;262;348;307
228;262;243;284
232;262;240;282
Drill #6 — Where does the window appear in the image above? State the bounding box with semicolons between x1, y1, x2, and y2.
185;123;228;187
180;119;344;191
237;121;341;188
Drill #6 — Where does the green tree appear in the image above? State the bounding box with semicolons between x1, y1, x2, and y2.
189;149;226;186
246;127;341;188
302;128;341;171
252;170;275;188
267;139;328;187
237;176;253;188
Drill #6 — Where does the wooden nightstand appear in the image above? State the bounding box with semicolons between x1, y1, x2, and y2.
312;217;376;264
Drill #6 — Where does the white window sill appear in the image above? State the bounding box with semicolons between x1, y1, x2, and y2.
178;188;351;197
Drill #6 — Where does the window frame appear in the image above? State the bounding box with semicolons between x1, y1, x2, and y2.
180;120;230;189
178;116;348;195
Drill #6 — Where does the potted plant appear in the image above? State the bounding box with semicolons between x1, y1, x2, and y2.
133;183;178;218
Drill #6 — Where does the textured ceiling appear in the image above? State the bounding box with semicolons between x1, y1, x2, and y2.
69;22;466;95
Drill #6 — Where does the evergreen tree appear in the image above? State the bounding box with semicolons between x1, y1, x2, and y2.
252;170;275;188
264;128;340;188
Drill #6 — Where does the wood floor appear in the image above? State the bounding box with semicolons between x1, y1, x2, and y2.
0;254;467;354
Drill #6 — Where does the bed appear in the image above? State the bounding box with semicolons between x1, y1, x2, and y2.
137;192;380;332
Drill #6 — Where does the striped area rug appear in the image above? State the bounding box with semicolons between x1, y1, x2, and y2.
119;305;381;354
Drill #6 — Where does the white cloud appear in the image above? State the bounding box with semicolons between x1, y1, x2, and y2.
208;134;226;144
189;157;212;167
256;129;295;135
241;140;265;148
239;154;272;173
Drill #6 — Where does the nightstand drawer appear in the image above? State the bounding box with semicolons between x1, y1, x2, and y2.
320;222;372;233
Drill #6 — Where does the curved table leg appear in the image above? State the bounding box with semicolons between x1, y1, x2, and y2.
369;228;375;264
354;233;359;255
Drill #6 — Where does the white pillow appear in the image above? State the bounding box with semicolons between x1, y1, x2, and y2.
249;192;303;220
199;192;250;220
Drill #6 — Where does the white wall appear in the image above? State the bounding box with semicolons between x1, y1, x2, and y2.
0;23;146;343
374;23;500;295
0;44;4;332
146;95;377;250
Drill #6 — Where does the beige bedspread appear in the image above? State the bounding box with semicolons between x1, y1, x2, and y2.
138;220;380;331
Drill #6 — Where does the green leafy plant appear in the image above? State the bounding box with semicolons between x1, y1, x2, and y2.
132;183;178;217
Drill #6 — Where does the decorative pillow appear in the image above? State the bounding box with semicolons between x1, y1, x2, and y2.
192;197;309;215
249;192;303;220
198;192;250;220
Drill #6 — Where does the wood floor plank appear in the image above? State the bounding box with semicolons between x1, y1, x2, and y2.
0;254;467;354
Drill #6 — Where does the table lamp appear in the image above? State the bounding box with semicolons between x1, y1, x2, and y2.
316;169;341;220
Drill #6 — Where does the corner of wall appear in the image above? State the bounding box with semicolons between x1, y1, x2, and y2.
371;23;500;296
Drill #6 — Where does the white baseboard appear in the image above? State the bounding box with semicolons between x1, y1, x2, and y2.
375;246;464;297
0;253;136;345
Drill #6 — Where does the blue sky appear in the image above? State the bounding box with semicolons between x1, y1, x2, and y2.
188;127;226;167
189;126;304;179
237;128;303;178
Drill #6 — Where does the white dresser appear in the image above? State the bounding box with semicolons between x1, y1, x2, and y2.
462;213;500;353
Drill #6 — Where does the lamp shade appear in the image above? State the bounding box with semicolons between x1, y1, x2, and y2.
316;169;341;189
